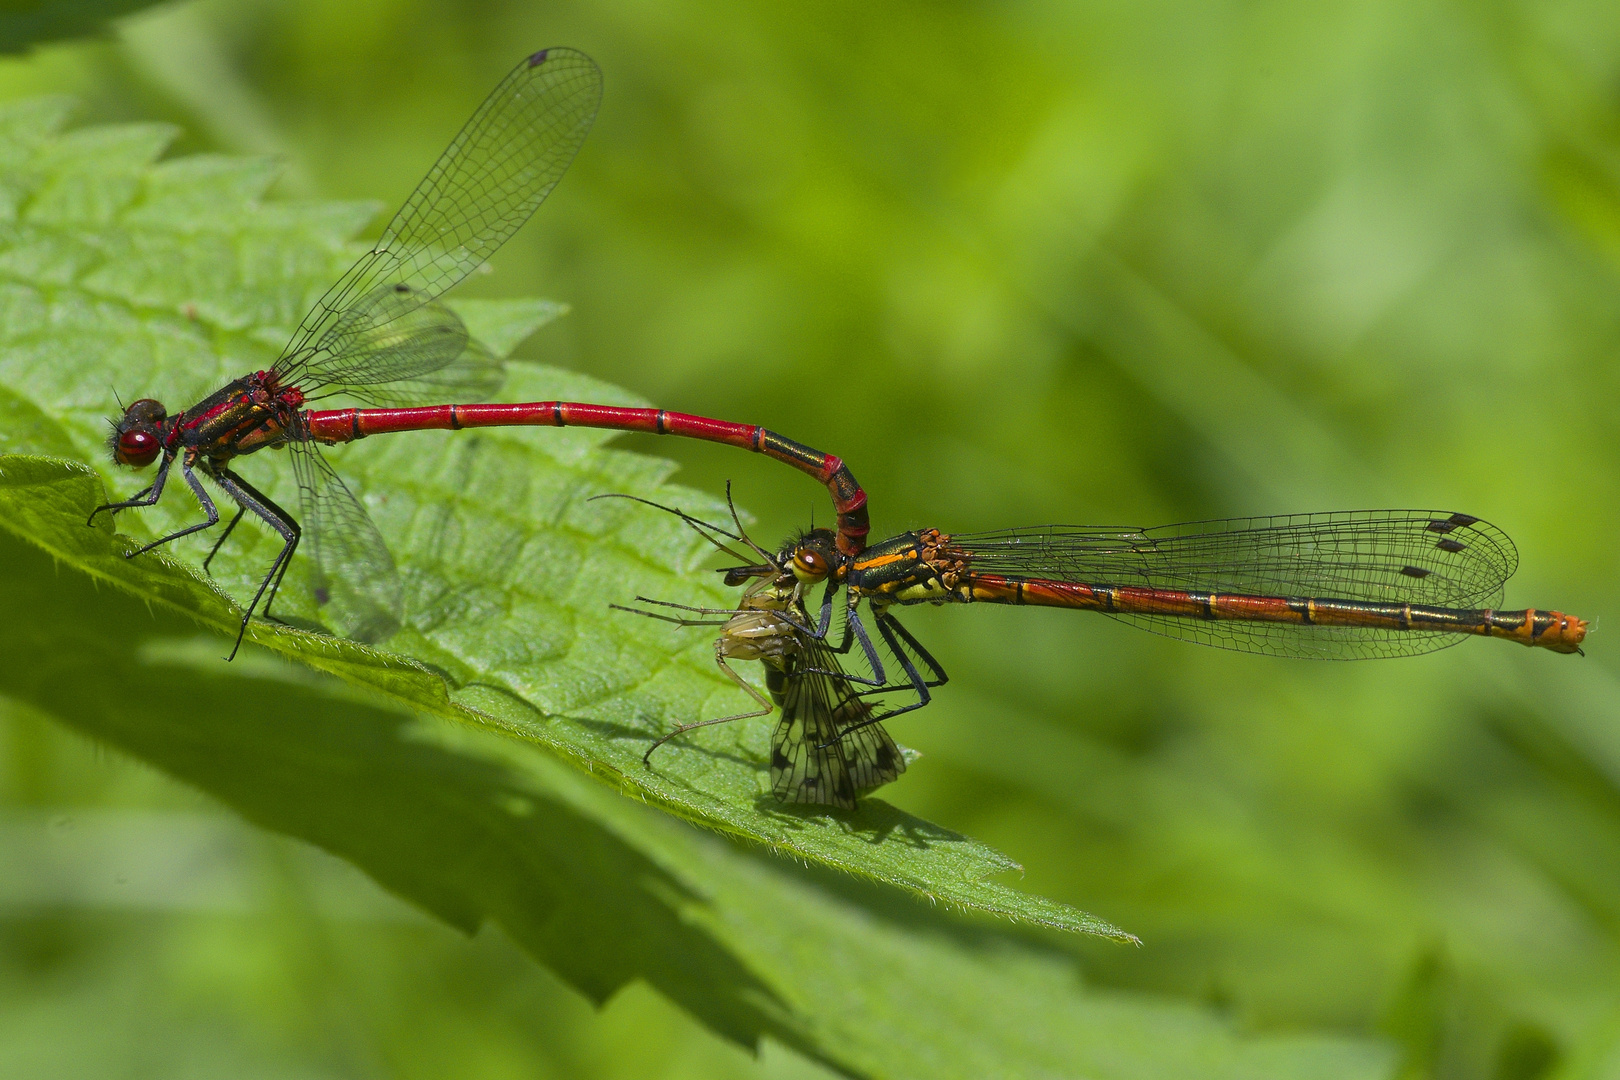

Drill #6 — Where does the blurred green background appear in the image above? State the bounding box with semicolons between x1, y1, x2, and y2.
2;0;1618;1076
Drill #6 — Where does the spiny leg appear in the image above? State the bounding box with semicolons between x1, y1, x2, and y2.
826;601;888;689
202;505;247;574
216;468;301;623
87;453;173;526
797;606;859;677
208;467;299;661
126;460;220;556
824;611;942;742
871;611;948;691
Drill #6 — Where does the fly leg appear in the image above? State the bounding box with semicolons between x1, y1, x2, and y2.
207;467;300;661
635;621;780;764
642;649;778;764
612;597;750;623
614;595;827;640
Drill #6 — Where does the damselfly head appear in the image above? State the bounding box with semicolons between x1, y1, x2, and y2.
784;528;839;585
108;398;168;467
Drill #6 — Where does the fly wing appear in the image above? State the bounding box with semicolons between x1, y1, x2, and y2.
829;684;906;795
770;634;904;809
951;511;1521;659
275;49;600;395
770;663;857;811
287;440;402;644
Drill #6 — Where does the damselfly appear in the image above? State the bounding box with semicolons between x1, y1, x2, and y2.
738;510;1588;738
93;49;870;658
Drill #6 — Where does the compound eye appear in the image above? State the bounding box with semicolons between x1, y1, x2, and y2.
115;429;161;467
792;547;829;583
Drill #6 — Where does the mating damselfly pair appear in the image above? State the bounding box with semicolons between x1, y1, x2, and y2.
90;48;1587;811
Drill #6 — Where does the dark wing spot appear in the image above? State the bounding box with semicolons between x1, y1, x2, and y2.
1427;520;1457;533
771;748;791;770
393;283;411;293
528;49;550;66
1446;512;1480;527
314;587;331;605
1400;565;1431;579
1436;539;1466;553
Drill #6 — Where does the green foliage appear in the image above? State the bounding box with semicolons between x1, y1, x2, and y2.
5;2;1620;1077
0;96;1115;936
0;519;1394;1079
0;94;1404;1077
0;0;169;55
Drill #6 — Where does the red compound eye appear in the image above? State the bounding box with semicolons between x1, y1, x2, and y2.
115;428;161;467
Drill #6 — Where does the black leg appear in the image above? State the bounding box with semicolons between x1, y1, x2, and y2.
874;611;948;690
202;505;247;574
214;468;300;620
813;581;837;638
87;453;173;526
795;610;860;674
208;467;300;661
126;462;220;556
822;612;948;743
837;602;891;688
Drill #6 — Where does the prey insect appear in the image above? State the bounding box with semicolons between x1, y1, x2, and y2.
607;494;905;810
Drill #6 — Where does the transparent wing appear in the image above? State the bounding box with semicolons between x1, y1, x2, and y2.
275;48;601;397
952;510;1521;659
771;635;905;809
379;336;506;406
287;440;403;643
295;296;506;407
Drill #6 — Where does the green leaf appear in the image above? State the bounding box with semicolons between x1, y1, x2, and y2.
0;99;1122;932
0;520;1393;1080
447;296;568;356
0;100;1399;1075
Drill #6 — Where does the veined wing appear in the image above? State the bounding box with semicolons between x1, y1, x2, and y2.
287;440;402;644
293;295;506;406
770;633;905;810
951;511;1522;659
276;48;600;396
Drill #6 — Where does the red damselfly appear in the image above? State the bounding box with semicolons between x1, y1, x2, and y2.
696;510;1587;743
609;493;904;809
92;48;869;658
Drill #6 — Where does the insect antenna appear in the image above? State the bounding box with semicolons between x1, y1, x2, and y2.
590;487;780;578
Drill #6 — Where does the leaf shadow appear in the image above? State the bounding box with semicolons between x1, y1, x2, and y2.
750;795;963;846
0;526;810;1058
